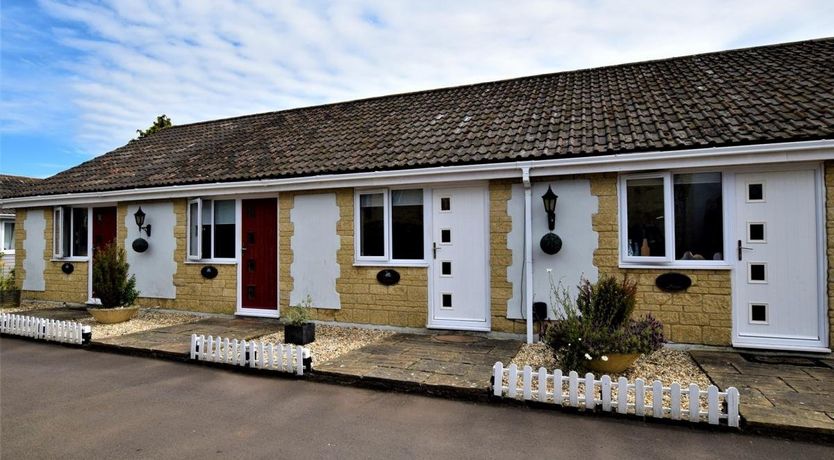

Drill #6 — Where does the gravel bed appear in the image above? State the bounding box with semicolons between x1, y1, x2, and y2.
79;310;202;339
506;344;713;411
1;300;69;314
257;324;394;365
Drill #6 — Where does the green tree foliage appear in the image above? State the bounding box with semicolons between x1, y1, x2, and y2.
92;243;139;308
136;114;172;138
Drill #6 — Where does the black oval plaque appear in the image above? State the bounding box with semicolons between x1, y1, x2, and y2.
540;232;563;255
201;266;219;279
132;238;149;253
61;262;74;275
656;272;692;292
377;269;400;286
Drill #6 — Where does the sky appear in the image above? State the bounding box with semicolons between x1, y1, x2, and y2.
1;1;832;178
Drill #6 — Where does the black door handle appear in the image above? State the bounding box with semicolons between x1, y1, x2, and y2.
737;240;752;260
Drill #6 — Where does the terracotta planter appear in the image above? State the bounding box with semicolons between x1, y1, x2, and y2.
0;290;21;308
587;353;641;374
87;306;139;324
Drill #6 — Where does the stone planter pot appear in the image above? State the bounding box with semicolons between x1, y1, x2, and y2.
587;353;641;374
284;323;315;345
87;306;139;324
0;289;21;308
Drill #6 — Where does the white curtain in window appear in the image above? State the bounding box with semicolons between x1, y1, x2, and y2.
391;189;422;206
214;200;235;224
360;193;384;207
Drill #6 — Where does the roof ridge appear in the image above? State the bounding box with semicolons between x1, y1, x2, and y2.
158;36;834;132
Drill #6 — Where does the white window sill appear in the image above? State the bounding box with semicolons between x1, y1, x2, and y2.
184;259;237;265
2;250;15;254
618;262;731;270
353;260;429;268
51;257;89;262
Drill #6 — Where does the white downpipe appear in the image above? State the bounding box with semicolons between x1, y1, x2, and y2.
522;167;534;344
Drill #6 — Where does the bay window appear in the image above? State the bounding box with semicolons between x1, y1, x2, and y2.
620;172;724;266
356;189;424;263
53;206;88;258
187;198;236;261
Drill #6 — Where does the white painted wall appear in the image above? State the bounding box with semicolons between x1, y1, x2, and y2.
124;203;177;299
22;209;46;291
290;193;341;309
506;180;599;319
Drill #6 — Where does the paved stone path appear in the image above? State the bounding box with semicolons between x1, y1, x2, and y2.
316;333;522;395
690;351;834;436
94;317;281;357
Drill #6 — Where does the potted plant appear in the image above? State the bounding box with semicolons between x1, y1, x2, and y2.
0;261;20;308
543;275;665;374
283;295;315;345
87;243;140;324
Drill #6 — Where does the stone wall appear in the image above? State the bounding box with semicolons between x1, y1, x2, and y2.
489;180;525;334
19;207;88;303
14;210;25;289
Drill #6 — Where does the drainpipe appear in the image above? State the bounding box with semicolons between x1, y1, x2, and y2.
521;166;534;344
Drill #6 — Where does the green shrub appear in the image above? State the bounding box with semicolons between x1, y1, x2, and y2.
0;268;15;292
543;275;665;373
283;295;313;326
92;243;138;308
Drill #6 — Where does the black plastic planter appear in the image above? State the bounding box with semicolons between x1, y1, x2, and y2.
284;323;315;345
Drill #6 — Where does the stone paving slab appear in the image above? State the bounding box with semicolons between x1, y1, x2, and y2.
315;333;522;396
93;317;282;358
690;350;834;437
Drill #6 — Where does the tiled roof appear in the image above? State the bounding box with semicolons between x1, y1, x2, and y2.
0;175;42;211
10;38;834;198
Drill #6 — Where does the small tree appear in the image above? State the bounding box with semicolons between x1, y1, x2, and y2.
136;114;172;139
92;243;139;308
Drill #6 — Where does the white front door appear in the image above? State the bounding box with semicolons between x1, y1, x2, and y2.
733;169;826;351
429;186;490;331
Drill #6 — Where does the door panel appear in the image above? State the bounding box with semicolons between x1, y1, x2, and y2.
430;187;489;330
91;207;117;299
733;170;823;349
241;199;278;310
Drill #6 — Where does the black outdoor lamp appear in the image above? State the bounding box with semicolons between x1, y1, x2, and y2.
132;207;151;253
541;185;558;231
540;185;563;255
134;207;152;237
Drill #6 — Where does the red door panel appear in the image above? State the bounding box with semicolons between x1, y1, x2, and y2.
92;207;117;252
241;198;278;310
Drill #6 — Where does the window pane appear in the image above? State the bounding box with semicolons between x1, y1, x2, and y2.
201;199;212;258
359;193;384;257
189;202;199;257
62;208;71;256
213;200;235;258
2;222;14;251
391;189;424;259
72;208;88;257
626;178;665;257
54;208;64;257
674;173;723;260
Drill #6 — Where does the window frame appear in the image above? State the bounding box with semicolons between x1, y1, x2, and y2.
186;198;237;262
0;219;15;253
618;171;729;269
354;187;428;266
52;206;89;260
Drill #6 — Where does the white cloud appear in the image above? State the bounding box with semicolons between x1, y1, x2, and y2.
10;0;834;156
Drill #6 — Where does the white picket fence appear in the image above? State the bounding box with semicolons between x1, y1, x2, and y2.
0;313;86;345
190;334;311;376
492;362;740;428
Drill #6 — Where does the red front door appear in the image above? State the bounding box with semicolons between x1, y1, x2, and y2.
241;198;278;310
92;207;117;252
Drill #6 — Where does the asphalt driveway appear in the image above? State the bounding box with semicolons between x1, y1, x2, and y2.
1;338;831;459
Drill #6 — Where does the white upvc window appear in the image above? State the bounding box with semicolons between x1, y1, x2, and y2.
53;206;89;259
619;171;726;267
355;188;425;264
1;219;15;253
187;198;236;261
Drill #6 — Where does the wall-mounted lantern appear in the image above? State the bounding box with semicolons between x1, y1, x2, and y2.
134;207;152;237
541;186;558;231
540;185;563;255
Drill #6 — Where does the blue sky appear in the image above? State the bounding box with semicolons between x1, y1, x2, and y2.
2;0;832;178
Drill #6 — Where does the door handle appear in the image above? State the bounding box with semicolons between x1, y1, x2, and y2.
433;242;438;259
737;240;752;260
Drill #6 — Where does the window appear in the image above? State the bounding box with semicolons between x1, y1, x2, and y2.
1;220;14;252
620;172;724;265
356;189;424;262
187;198;236;260
53;207;88;258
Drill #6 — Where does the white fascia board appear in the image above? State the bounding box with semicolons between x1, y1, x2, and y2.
4;139;833;208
